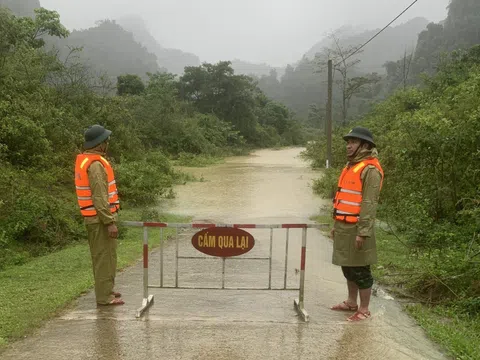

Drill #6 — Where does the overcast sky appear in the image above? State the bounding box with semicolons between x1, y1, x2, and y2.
40;0;450;66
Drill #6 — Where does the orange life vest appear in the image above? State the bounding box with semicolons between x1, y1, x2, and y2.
333;158;384;223
74;154;120;217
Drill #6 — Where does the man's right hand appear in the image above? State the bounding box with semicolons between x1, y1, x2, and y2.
330;228;335;239
108;223;118;239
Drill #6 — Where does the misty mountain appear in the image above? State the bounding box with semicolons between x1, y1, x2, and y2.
116;16;288;78
409;0;480;76
49;20;160;81
305;17;430;73
1;2;161;81
117;15;200;75
0;0;40;17
256;18;430;122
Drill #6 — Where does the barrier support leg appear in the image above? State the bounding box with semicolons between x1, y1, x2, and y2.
294;227;309;322
136;227;154;318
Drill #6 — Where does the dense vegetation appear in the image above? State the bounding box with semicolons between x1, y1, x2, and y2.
0;7;306;269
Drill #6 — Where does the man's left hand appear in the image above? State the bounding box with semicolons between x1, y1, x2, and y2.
355;236;366;249
108;223;119;239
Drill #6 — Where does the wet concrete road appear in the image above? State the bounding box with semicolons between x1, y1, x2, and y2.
1;148;447;359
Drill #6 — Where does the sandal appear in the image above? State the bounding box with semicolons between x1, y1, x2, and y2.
347;310;371;322
111;291;122;298
98;298;125;306
330;301;358;312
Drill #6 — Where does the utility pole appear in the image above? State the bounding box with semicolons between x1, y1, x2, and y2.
326;59;333;169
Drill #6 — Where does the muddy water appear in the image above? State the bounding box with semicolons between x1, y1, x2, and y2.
159;147;328;223
0;148;446;360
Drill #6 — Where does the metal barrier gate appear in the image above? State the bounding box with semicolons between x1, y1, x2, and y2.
122;221;328;322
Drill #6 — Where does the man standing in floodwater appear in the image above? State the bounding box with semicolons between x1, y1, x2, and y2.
330;127;384;321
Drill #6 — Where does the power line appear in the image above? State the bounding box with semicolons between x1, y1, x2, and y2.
334;0;420;68
171;1;422;76
194;0;422;75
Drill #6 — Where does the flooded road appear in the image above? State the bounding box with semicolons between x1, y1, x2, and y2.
1;148;446;360
159;147;327;223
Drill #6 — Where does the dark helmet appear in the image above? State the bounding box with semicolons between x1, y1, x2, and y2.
83;125;112;149
343;127;376;148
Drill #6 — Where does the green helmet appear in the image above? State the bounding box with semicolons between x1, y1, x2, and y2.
343;127;376;147
83;125;112;149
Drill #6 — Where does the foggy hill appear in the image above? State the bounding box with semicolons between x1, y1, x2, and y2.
1;2;160;81
410;0;480;76
49;20;160;81
256;18;430;121
117;15;200;75
0;0;40;17
305;17;430;73
117;16;288;78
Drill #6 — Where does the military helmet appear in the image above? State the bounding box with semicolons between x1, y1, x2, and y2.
343;127;376;147
83;125;112;149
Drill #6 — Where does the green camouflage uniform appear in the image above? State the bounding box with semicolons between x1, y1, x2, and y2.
84;150;118;305
332;148;382;289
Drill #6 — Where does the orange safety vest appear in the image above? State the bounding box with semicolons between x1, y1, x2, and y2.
74;154;120;217
333;158;384;223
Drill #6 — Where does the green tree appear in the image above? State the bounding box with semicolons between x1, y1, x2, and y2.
257;100;290;135
117;74;145;96
17;8;69;48
0;7;68;59
179;61;261;141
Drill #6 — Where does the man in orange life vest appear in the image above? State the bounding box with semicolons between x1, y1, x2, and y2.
75;125;124;306
330;127;384;321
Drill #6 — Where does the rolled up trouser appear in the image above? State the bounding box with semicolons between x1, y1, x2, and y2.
341;265;373;289
87;223;117;304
